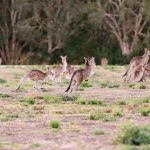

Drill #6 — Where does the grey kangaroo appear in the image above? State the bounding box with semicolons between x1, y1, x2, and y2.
51;56;67;82
65;57;95;93
138;63;150;82
16;67;53;91
123;48;150;83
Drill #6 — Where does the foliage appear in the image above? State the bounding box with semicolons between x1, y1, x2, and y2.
49;120;61;129
0;0;149;64
116;123;150;145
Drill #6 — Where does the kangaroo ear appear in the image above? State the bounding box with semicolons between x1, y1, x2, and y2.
60;56;63;59
91;57;95;60
84;57;87;62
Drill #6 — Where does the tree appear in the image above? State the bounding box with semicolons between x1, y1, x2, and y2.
96;0;150;56
0;0;34;64
33;0;77;54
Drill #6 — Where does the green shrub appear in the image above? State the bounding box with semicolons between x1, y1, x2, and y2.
25;97;35;105
142;98;150;103
0;114;19;122
128;84;135;89
81;82;93;88
116;124;150;145
49;120;61;129
140;109;150;117
88;99;103;105
99;81;109;88
113;111;123;117
0;93;12;98
99;81;120;88
30;143;41;148
0;78;6;84
139;84;146;89
89;111;116;122
117;100;127;105
43;95;62;104
62;95;79;101
76;99;103;105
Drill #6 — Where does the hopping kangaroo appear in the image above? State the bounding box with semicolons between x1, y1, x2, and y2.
52;56;67;82
123;48;150;83
65;57;95;93
16;67;53;91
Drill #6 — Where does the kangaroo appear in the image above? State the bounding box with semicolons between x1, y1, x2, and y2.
16;67;54;91
138;63;150;82
51;56;67;82
66;64;75;80
65;57;95;93
123;48;150;83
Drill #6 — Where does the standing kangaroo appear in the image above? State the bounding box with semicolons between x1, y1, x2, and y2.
16;67;53;91
65;57;95;93
66;64;75;80
51;56;67;82
123;48;150;83
138;63;150;82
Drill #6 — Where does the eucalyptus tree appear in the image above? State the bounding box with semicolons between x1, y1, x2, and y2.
96;0;150;56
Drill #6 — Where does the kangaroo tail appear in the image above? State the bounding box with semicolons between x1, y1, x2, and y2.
122;65;131;77
65;71;76;92
16;73;28;90
122;71;128;77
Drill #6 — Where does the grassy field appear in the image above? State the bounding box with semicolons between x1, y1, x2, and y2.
0;65;150;150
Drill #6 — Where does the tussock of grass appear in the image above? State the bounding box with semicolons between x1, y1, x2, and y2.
30;143;42;148
76;87;85;91
138;84;146;89
0;78;6;84
0;114;19;122
92;128;105;135
0;93;12;98
89;111;116;122
81;82;93;88
128;83;146;89
20;97;35;105
140;109;150;117
116;97;150;106
42;95;62;103
62;95;79;101
113;111;124;117
116;123;150;145
98;80;120;88
49;120;61;129
142;98;150;103
76;99;103;105
116;100;127;105
128;84;136;89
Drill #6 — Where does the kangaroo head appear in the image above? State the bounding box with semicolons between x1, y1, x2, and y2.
91;57;96;68
60;56;67;64
84;57;95;67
